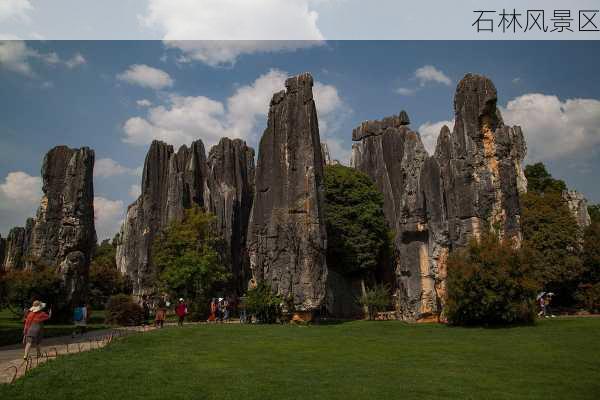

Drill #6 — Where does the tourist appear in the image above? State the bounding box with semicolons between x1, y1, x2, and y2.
155;301;167;328
72;303;88;337
223;297;230;322
142;297;151;325
175;298;188;326
546;293;556;318
239;296;247;324
537;292;547;318
208;298;217;322
22;300;50;360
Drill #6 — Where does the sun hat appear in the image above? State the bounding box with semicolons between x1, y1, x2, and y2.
179;298;184;302
29;300;46;312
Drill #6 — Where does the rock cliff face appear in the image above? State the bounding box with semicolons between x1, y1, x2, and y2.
207;138;255;294
1;220;34;271
351;74;527;320
116;139;209;295
247;72;328;312
563;190;591;228
27;146;96;305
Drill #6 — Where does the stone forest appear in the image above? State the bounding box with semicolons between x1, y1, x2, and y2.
0;72;592;321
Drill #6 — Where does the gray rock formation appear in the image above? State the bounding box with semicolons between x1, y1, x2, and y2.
116;139;209;296
247;72;328;312
351;74;528;320
0;235;4;271
563;190;591;228
321;142;332;166
207;138;255;294
27;146;96;306
2;222;33;271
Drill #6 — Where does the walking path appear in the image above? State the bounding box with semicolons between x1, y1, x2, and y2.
0;325;157;384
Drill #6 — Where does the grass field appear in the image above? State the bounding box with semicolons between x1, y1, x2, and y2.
1;318;599;399
0;309;109;346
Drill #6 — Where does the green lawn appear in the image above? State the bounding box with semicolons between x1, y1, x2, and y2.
0;309;109;346
1;318;599;399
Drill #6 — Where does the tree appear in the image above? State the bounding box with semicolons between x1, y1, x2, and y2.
151;207;230;318
357;284;391;320
520;191;583;305
445;234;539;326
3;267;66;318
245;282;282;324
88;239;131;308
323;165;391;276
524;162;566;194
576;222;600;312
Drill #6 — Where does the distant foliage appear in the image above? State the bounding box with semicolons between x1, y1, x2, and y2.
323;165;392;276
576;222;600;312
245;283;282;324
89;239;131;308
524;163;566;194
521;186;583;306
445;234;539;326
105;294;144;326
152;206;230;319
357;284;391;320
2;267;66;318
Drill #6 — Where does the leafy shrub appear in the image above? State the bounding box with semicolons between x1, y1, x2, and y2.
245;283;282;324
357;284;391;320
445;234;539;326
88;239;132;308
105;294;144;326
575;283;600;313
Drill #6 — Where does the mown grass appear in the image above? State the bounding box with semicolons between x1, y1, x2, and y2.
0;309;109;346
1;318;599;399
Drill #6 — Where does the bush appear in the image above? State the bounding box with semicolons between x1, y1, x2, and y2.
575;283;600;313
245;283;282;324
357;284;391;320
89;239;132;308
105;294;144;326
445;234;539;326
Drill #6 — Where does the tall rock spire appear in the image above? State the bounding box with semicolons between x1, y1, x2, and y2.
247;72;328;312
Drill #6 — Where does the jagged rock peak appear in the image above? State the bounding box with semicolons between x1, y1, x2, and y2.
563;190;591;228
247;72;328;313
321;142;332;166
454;73;503;132
399;110;410;125
352;111;414;141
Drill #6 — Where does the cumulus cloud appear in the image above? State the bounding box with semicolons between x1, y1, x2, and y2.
117;64;174;90
395;87;416;96
0;0;32;22
136;99;152;107
500;93;600;162
94;158;138;178
0;171;41;236
415;65;451;86
94;196;125;241
122;69;349;153
141;0;326;66
128;184;141;199
0;41;86;77
417;119;454;155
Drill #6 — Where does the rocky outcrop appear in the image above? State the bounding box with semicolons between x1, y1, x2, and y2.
247;72;328;312
563;190;591;228
0;235;4;271
351;74;527;320
207;138;255;294
1;219;34;271
116;139;209;296
27;146;96;306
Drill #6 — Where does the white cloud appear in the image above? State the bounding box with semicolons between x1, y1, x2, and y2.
136;99;152;107
0;171;41;235
0;41;86;77
395;87;416;96
0;40;34;76
94;158;136;178
418;120;454;155
415;65;451;86
0;0;32;22
141;0;326;66
94;196;124;241
117;64;174;90
128;184;141;199
65;52;86;68
501;93;600;162
123;69;348;152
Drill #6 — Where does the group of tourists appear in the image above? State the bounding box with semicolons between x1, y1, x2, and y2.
537;292;556;318
207;297;233;322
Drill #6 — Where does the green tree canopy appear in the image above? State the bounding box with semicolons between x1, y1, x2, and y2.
151;207;230;309
524;162;566;194
323;164;391;276
588;204;600;225
88;239;131;308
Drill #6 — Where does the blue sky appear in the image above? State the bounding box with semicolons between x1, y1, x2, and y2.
1;40;599;240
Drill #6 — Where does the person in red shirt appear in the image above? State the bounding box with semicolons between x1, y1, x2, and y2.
23;300;50;360
175;298;188;327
